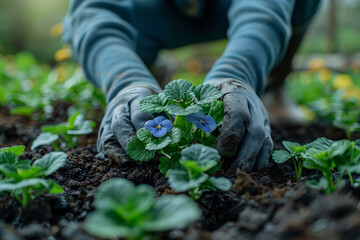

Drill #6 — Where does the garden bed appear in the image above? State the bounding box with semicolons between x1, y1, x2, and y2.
1;104;360;240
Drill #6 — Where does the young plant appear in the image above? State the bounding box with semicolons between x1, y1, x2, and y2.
84;178;201;240
31;111;95;150
272;141;308;180
126;79;223;173
0;146;67;206
167;144;232;200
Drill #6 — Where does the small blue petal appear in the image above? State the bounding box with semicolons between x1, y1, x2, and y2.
160;119;173;132
186;111;206;124
144;119;157;132
153;116;167;125
204;115;217;132
152;128;167;137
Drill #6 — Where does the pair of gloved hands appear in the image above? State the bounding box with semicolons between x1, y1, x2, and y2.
97;79;273;173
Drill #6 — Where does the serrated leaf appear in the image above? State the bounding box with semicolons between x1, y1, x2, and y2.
127;137;156;162
139;94;168;113
208;100;224;125
208;176;232;191
180;144;221;172
169;127;183;145
33;152;67;176
146;136;172;150
327;140;350;158
174;115;193;137
272;150;291;163
305;137;334;155
0;151;18;165
282;141;302;153
143;195;201;231
194;83;222;104
166;104;201;116
0;145;25;156
164;79;194;101
159;156;181;173
167;169;208;192
31;132;59;151
137;128;154;144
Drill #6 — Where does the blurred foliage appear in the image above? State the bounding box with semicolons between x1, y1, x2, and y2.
0;52;105;120
286;62;360;138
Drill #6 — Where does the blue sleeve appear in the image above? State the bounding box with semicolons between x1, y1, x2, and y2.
205;0;296;96
63;0;160;103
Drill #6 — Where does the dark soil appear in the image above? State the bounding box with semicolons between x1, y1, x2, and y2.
1;104;360;240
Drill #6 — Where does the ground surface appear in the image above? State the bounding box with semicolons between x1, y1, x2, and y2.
1;105;360;240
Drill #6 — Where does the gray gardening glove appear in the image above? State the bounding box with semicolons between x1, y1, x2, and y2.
206;79;273;172
97;86;161;165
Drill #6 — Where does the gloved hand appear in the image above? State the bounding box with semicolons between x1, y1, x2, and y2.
97;86;161;166
206;79;273;172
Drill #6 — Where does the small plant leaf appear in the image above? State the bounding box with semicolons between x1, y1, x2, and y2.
139;94;168;113
174;115;193;137
168;169;208;192
208;176;232;191
0;145;25;156
0;178;51;192
164;79;194;101
166;104;201;116
327;139;350;158
194;83;222;104
282;141;302;153
180;144;220;172
33;152;67;176
17;166;42;179
146;136;172;150
142;195;201;231
272;150;291;163
169;127;183;145
0;152;18;165
159;156;181;173
137;127;153;144
31;132;59;150
127;137;156;162
207;100;224;125
306;177;328;190
67;120;95;135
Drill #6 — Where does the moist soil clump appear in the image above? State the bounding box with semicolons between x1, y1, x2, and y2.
1;106;360;240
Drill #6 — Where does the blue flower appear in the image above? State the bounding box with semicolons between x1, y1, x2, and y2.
145;116;173;138
186;111;217;132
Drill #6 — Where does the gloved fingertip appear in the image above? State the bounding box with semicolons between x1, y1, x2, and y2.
103;137;137;167
215;133;241;157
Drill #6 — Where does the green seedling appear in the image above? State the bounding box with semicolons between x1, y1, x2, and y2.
168;144;232;200
85;178;201;240
126;79;223;174
0;146;66;206
272;141;308;180
31;111;95;150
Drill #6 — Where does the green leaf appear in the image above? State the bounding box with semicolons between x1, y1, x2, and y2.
174;115;193;137
159;156;181;173
16;159;31;169
181;160;206;174
146;136;172;150
166;104;201;116
0;152;18;164
327;140;351;158
168;169;208;192
68;111;82;128
17;166;42;179
41;123;69;135
272;150;291;164
137;128;154;144
282;141;302;153
208;176;232;191
67;120;95;135
0;178;51;192
10;106;34;117
180;144;221;172
143;195;201;231
169;127;183;145
33;152;67;176
47;180;64;194
207;100;224;125
164;79;194;101
194;83;222;104
306;177;328;190
127;137;156;162
0;145;25;156
139;94;168;113
305;137;334;156
31;132;59;150
0;164;19;179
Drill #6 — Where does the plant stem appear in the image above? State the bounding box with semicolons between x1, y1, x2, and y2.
164;111;174;124
348;172;354;185
52;142;61;151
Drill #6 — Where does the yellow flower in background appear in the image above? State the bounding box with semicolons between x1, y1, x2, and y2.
332;74;353;90
50;23;64;38
54;45;71;62
343;88;360;102
299;105;315;121
308;58;326;71
318;68;332;83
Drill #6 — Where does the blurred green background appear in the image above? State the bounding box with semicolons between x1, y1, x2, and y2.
0;0;359;64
